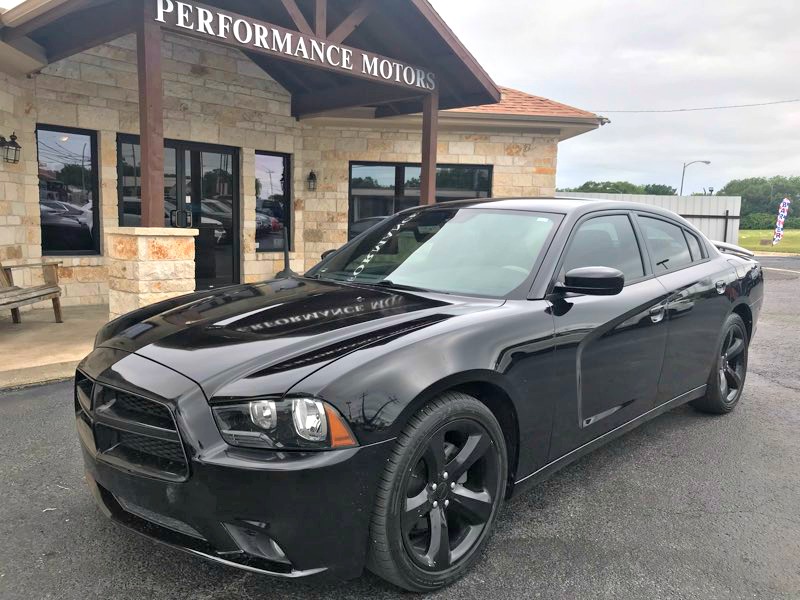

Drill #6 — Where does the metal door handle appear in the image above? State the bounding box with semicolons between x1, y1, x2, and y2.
649;306;666;324
715;281;726;295
170;209;191;228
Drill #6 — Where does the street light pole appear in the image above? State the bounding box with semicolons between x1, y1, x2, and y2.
679;160;711;196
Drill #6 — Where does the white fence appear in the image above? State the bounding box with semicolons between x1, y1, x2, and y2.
558;193;742;244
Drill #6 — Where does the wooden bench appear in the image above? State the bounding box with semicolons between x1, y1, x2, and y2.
1;262;63;324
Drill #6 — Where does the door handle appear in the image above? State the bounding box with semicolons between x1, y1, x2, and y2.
170;209;191;228
649;306;666;324
715;280;726;295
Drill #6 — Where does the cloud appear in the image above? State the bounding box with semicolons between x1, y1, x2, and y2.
430;0;800;193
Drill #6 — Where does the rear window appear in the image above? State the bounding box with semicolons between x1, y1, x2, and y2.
685;230;704;261
639;216;692;272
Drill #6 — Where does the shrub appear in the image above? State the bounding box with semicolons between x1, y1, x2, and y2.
740;212;800;230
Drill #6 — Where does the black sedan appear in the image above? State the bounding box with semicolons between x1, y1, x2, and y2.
76;198;763;592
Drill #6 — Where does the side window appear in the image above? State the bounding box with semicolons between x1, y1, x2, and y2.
562;214;645;282
685;230;704;262
639;216;692;272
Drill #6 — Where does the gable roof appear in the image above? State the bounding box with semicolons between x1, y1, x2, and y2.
449;86;599;120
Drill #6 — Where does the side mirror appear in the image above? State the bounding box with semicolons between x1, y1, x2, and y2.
556;266;625;296
321;249;336;260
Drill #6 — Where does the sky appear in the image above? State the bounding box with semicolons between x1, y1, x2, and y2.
429;0;800;193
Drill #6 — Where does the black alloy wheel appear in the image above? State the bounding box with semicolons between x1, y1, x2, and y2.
692;313;749;414
367;392;507;591
402;419;500;570
718;324;747;404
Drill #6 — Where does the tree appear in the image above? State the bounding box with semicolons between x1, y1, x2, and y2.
740;212;799;230
58;164;92;190
643;183;677;195
559;180;645;194
717;176;800;216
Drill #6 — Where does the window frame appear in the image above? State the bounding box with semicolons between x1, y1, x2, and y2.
36;124;101;256
347;160;493;238
683;228;706;263
634;212;709;274
549;210;651;293
254;150;292;253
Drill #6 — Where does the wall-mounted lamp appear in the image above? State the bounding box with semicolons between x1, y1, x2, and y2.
0;132;21;165
306;170;317;192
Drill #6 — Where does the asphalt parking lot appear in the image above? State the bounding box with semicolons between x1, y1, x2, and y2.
1;258;799;600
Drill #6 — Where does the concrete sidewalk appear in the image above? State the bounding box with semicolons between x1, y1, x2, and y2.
0;305;108;389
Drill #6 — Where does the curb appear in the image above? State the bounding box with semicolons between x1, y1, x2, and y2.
0;361;77;391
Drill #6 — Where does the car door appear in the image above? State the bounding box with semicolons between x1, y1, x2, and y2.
635;214;737;404
547;212;670;460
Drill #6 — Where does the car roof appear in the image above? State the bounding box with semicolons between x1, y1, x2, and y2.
401;196;694;224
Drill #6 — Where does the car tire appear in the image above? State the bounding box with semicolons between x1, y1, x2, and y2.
691;313;749;414
367;391;508;592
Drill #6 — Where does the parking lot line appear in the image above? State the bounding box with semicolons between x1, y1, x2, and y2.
763;267;800;275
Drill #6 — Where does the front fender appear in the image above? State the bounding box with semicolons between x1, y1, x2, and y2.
287;301;557;478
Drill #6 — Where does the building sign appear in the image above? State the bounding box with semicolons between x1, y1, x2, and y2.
155;0;437;92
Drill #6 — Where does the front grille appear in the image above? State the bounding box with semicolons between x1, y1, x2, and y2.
94;388;174;430
75;371;189;481
116;429;186;462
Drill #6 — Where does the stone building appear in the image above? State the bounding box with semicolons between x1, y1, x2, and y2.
0;0;603;317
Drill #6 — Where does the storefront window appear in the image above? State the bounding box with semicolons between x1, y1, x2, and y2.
37;126;99;254
348;162;492;239
255;152;291;252
349;164;397;238
435;165;492;202
118;136;180;227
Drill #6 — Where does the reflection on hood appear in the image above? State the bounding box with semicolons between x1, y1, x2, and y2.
228;293;412;336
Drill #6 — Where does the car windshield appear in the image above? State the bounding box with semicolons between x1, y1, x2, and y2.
308;207;559;297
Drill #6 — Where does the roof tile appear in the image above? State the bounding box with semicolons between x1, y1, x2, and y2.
448;86;598;120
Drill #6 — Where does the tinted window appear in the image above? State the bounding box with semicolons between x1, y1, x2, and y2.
640;216;692;271
310;209;557;297
37;127;98;254
685;230;704;261
118;139;179;227
404;165;492;203
255;152;291;252
562;214;644;282
348;162;492;239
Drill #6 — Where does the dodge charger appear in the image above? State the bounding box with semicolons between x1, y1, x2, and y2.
75;198;763;591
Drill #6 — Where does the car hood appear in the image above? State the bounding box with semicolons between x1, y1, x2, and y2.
99;277;502;399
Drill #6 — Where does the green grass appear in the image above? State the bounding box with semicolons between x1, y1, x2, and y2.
738;229;800;253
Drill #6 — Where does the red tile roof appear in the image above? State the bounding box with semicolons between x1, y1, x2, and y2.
448;86;599;120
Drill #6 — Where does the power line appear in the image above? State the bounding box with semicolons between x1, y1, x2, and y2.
594;98;800;114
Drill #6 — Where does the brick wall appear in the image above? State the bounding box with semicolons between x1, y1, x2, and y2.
0;72;38;282
1;31;559;306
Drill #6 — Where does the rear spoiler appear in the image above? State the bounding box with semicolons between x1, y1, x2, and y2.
712;240;755;259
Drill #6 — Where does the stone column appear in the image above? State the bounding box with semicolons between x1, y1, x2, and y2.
105;227;198;320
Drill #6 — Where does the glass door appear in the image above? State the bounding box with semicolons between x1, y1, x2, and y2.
192;149;237;289
117;136;239;290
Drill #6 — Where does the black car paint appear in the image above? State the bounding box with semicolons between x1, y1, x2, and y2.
79;198;763;580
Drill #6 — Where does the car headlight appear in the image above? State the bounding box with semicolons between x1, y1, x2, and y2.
212;396;357;450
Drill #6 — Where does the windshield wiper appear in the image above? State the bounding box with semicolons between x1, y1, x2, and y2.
370;280;432;293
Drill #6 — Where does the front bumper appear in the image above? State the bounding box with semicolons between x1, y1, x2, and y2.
76;348;393;581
